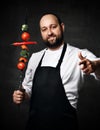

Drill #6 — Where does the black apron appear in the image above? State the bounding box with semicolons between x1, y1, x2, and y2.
26;43;78;130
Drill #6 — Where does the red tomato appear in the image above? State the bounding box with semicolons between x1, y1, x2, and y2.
21;32;30;41
17;62;26;70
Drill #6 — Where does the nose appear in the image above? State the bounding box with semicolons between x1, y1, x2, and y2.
47;28;52;36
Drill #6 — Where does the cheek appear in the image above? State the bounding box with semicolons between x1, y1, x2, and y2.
54;30;61;36
41;33;47;40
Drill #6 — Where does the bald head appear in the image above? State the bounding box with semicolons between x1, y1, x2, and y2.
40;13;62;26
39;13;65;49
39;13;62;26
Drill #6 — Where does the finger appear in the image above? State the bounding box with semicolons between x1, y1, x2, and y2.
13;94;23;104
82;68;90;74
16;90;24;95
78;52;85;60
79;64;85;69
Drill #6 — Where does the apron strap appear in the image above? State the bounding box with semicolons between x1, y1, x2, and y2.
37;48;47;67
56;43;67;69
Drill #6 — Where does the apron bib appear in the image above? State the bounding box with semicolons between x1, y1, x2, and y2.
26;43;78;130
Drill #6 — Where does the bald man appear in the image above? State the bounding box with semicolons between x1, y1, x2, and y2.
13;13;100;130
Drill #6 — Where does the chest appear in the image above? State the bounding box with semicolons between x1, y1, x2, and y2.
41;49;62;67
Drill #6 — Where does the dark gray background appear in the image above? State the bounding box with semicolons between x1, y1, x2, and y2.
0;0;100;130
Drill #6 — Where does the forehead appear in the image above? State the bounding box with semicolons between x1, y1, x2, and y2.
40;14;58;27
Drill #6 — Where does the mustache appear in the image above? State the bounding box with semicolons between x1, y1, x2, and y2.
47;34;56;39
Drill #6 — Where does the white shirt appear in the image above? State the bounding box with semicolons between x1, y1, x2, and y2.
22;43;100;108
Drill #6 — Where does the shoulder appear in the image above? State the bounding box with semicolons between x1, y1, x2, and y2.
67;43;98;60
27;48;46;68
66;43;80;57
30;48;46;60
67;43;80;51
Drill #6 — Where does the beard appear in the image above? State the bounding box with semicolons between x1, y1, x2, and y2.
43;33;64;49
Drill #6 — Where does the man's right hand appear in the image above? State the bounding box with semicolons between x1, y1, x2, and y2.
13;90;25;104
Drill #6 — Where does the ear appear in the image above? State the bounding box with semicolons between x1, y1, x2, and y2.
61;23;65;32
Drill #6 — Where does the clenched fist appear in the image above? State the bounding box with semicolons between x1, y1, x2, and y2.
13;89;25;104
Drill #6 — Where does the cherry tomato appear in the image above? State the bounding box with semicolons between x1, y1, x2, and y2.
21;32;30;41
17;62;26;70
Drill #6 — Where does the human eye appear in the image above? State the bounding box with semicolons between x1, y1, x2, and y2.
51;25;57;29
41;27;47;32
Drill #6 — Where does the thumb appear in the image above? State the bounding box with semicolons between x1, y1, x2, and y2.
78;52;85;60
